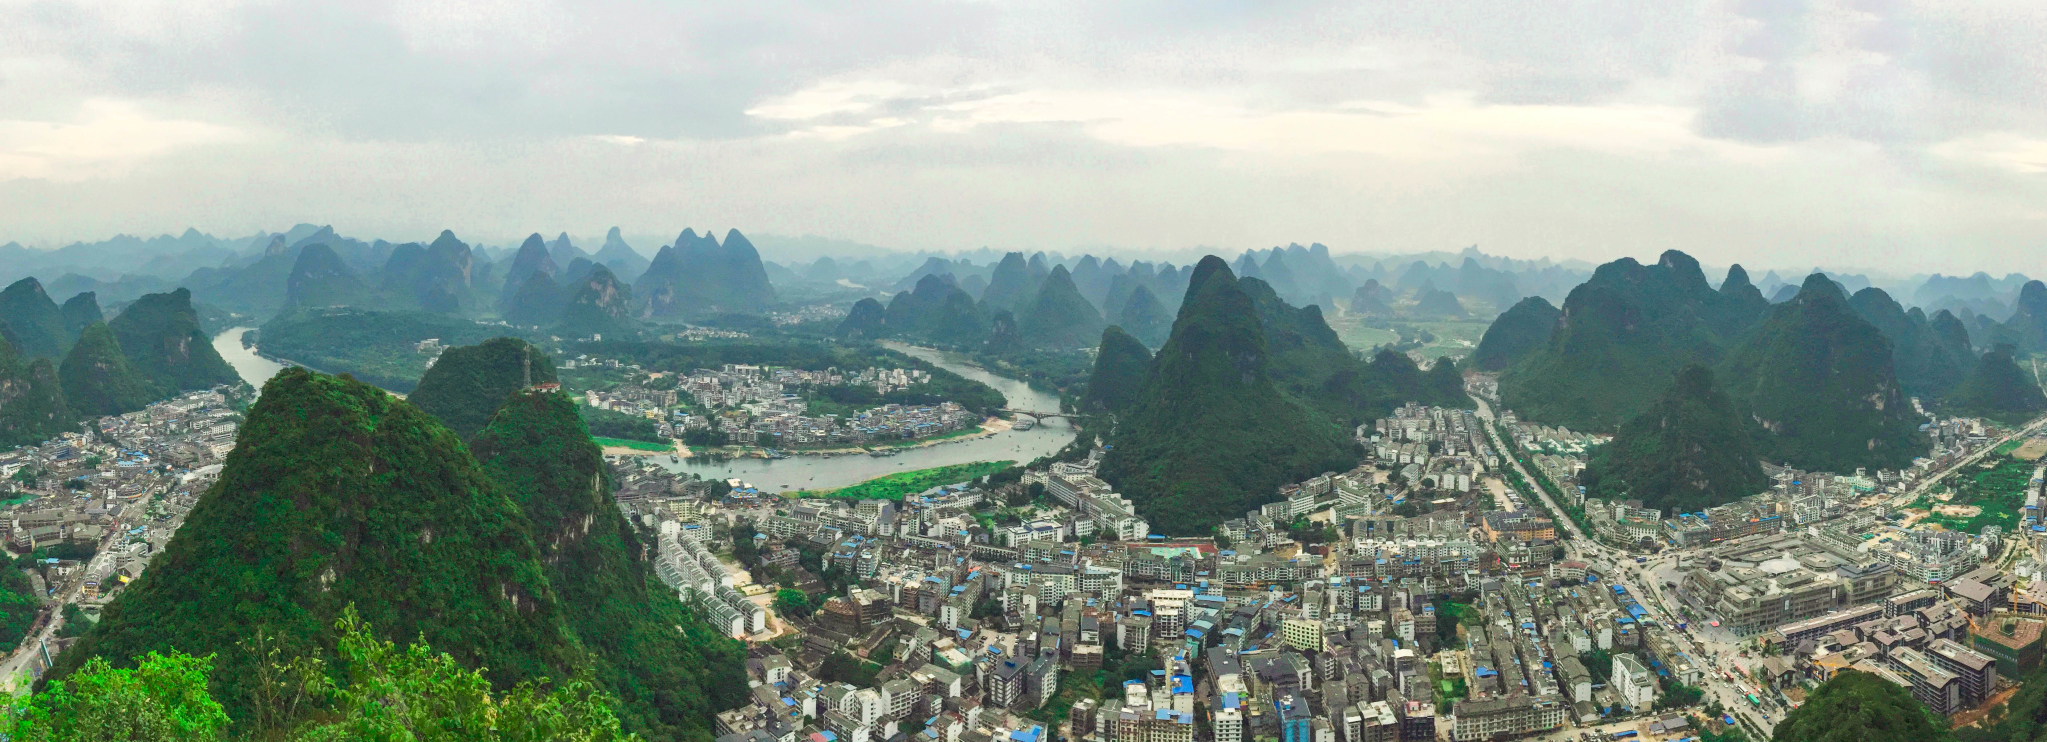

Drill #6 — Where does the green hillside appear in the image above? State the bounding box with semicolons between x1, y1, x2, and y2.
1501;253;1765;431
1719;275;1925;472
1080;325;1152;415
0;278;67;360
1847;287;1972;399
1771;669;1948;742
1947;344;2047;424
470;389;746;741
58;322;156;417
1469;296;1558;372
108;288;240;395
408;337;561;440
58;291;102;343
1582;366;1768;514
0;334;73;448
51;368;586;728
1019;265;1106;349
1099;257;1357;535
1115;284;1173;348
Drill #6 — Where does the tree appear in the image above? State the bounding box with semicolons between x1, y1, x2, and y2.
55;604;91;639
287;607;634;742
0;652;228;742
1772;669;1947;742
732;522;761;568
774;589;813;618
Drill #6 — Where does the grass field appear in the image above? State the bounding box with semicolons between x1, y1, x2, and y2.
1917;455;2033;533
1327;315;1492;361
593;436;672;452
795;460;1014;500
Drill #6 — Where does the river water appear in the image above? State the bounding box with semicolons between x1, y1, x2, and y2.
212;327;285;388
656;342;1077;491
210;328;1077;492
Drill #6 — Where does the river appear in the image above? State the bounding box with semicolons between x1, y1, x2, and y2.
212;327;285;388
655;342;1077;491
209;328;1077;492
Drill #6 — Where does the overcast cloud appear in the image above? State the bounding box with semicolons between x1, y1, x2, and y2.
2;0;2043;272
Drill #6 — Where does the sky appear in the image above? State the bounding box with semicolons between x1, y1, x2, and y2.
2;0;2044;273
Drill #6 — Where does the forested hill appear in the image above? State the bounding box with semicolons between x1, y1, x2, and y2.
1719;274;1926;472
1098;256;1358;535
1498;250;1767;432
0;332;71;447
471;388;746;741
107;287;240;395
52;368;588;729
408;337;561;440
1772;670;1948;742
1581;366;1768;515
1468;296;1558;372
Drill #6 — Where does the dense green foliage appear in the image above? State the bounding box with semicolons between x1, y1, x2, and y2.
1019;266;1107;349
109;289;240;396
7;608;640;742
54;368;585;728
1771;670;1947;742
260;307;527;392
1469;296;1559;372
0;278;69;360
1946;343;2047;424
0;568;40;652
408;337;560;440
799;460;1015;500
1080;326;1152;415
471;390;747;741
1100;257;1359;535
4;651;229;742
58;292;102;343
1847;287;1974;399
1582;366;1768;514
579;405;664;443
1501;253;1767;431
0;333;74;447
574;337;1008;416
59;322;157;417
1720;275;1925;472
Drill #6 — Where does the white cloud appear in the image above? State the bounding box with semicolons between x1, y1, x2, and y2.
0;99;248;181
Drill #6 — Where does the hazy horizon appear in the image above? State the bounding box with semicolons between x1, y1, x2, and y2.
5;1;2044;274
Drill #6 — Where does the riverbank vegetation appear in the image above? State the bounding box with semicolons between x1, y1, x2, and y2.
795;461;1015;501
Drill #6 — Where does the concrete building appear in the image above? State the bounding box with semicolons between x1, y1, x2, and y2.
1613;653;1656;711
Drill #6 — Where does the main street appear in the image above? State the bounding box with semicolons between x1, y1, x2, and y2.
1476;395;1781;739
1474;397;1586;542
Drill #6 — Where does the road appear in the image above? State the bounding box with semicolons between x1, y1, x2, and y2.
1474;398;1586;542
1477;397;1779;737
